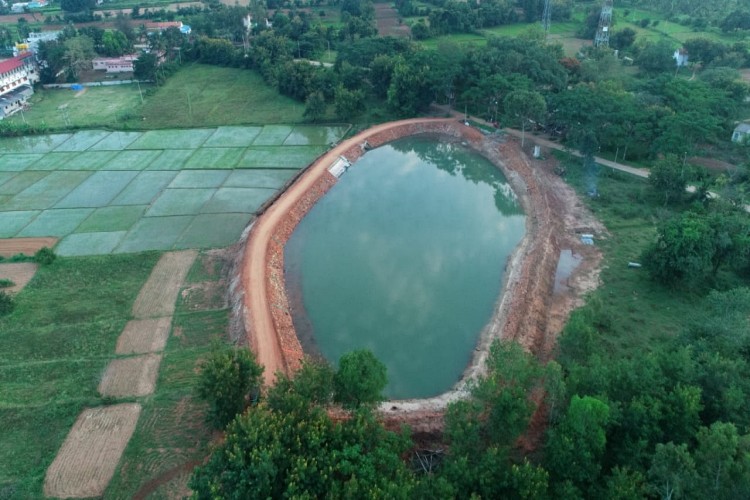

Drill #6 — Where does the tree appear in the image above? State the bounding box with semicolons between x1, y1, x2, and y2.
648;442;697;500
545;395;610;492
504;90;546;147
642;211;715;286
190;395;415;497
693;422;745;497
60;0;95;12
387;56;434;116
304;91;327;122
333;349;387;409
333;84;364;120
101;30;130;57
649;154;686;205
16;18;30;40
63;35;95;80
133;51;158;81
636;40;675;74
610;28;637;51
195;347;264;428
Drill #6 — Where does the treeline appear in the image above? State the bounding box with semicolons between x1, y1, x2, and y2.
396;0;572;40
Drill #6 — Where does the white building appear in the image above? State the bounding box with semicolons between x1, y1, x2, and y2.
732;123;750;144
92;54;138;73
0;53;38;120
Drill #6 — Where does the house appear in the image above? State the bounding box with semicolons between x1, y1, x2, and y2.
92;54;138;73
145;21;190;35
732;123;750;144
673;47;689;67
26;31;61;52
0;53;38;120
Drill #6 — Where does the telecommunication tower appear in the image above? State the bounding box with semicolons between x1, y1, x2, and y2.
594;0;613;48
541;0;552;36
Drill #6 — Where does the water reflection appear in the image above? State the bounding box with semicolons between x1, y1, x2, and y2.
285;137;526;399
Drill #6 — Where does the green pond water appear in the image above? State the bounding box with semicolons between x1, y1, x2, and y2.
284;136;526;399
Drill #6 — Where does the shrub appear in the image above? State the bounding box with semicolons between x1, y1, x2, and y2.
34;247;56;266
196;347;264;429
0;291;14;316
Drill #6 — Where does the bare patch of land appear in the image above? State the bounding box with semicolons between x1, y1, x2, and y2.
44;403;142;499
0;262;38;294
0;237;57;258
132;250;198;319
115;317;172;355
98;354;163;397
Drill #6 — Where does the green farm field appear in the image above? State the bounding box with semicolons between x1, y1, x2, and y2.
0;125;349;255
9;64;308;130
0;250;230;498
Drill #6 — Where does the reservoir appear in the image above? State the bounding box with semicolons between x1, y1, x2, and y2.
284;136;525;399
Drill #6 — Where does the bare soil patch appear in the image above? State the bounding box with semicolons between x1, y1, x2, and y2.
0;237;57;258
0;262;38;294
44;403;142;499
98;354;163;398
132;250;198;319
180;281;227;311
115;317;172;355
375;3;411;37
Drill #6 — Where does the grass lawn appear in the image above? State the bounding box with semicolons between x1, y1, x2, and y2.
0;253;159;498
10;85;143;130
556;152;705;357
131;64;306;128
9;64;307;131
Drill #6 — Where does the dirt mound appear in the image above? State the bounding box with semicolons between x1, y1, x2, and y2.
44;403;142;499
98;354;163;398
115;317;172;355
0;262;38;294
132;250;198;319
0;237;57;257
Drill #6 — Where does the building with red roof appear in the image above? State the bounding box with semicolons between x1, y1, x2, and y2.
0;53;39;120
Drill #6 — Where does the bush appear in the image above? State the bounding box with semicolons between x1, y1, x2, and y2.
196;347;264;429
34;247;56;266
0;291;14;316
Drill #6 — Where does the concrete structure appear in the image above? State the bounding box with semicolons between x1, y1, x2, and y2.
92;55;138;73
732;123;750;144
674;48;689;67
26;31;61;52
0;53;38;120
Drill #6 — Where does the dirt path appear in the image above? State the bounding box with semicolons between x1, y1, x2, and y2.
132;250;197;319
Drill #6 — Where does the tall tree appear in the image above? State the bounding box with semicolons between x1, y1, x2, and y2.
504;90;546;147
333;349;387;409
